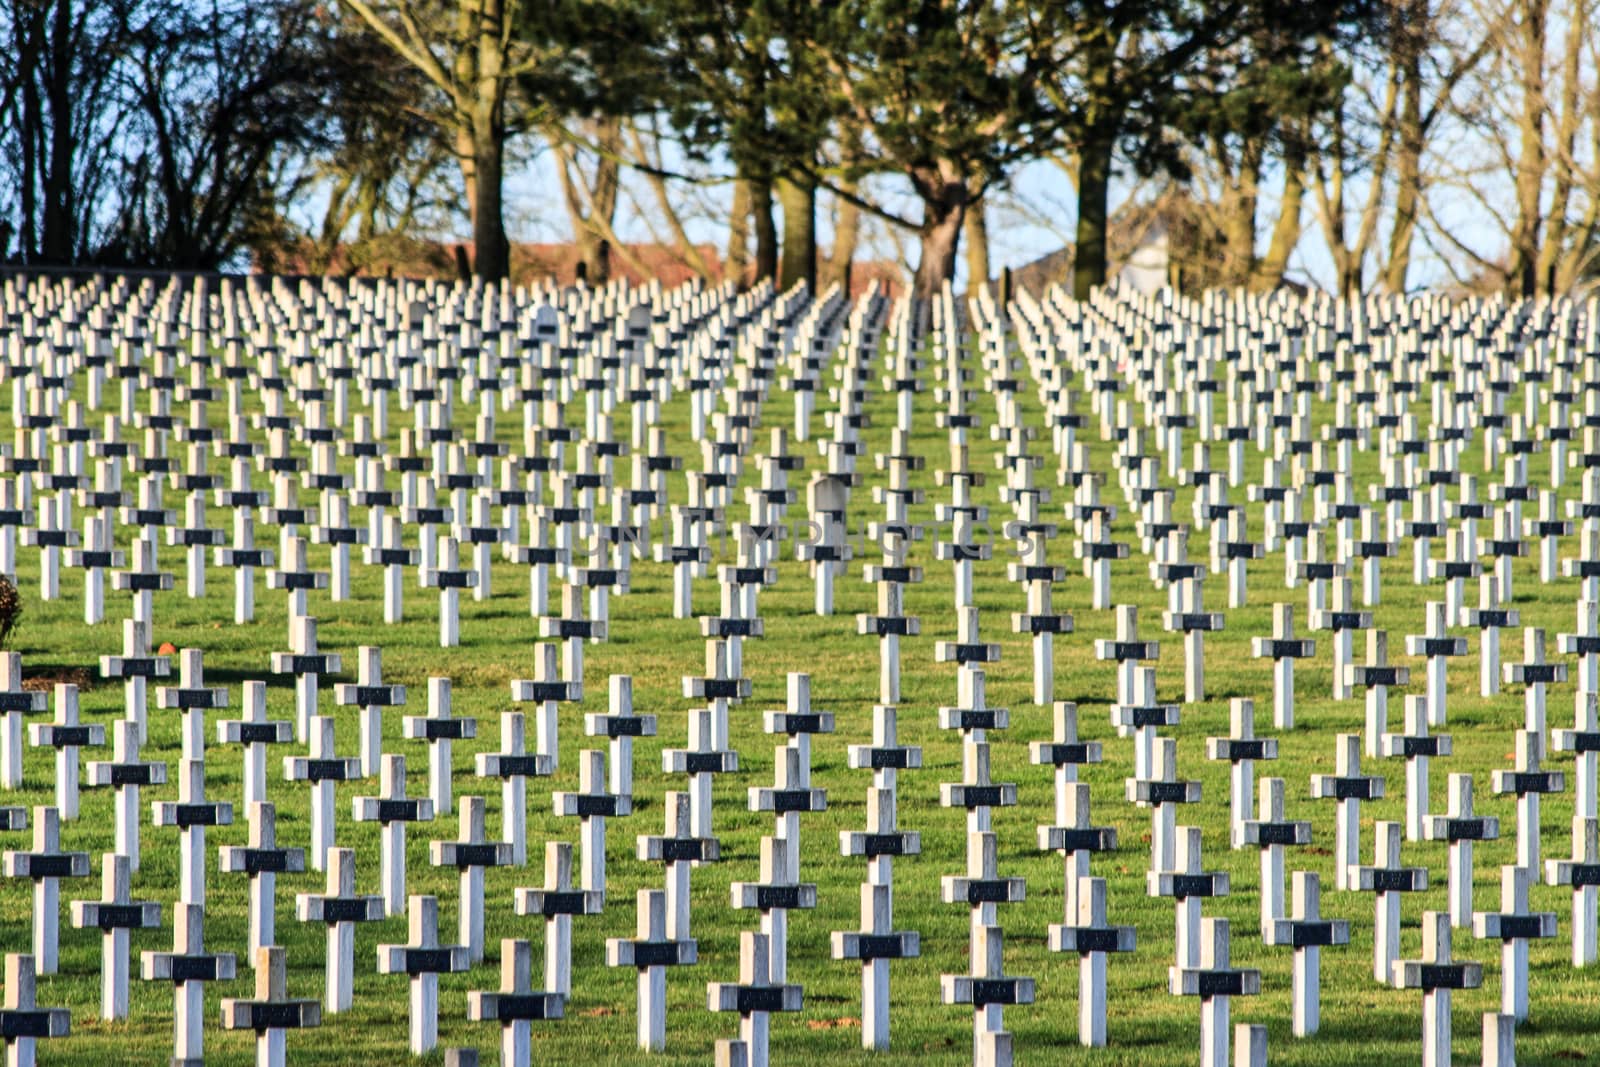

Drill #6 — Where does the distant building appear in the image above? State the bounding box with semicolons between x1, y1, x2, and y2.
262;235;902;295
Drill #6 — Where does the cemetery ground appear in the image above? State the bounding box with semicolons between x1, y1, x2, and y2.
4;316;1598;1066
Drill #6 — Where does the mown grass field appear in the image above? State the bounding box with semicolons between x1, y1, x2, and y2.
4;321;1598;1066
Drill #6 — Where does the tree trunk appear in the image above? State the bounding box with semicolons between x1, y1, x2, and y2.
912;187;965;301
1256;137;1305;289
40;0;74;262
578;118;622;284
776;174;816;291
1073;132;1114;300
751;175;777;282
467;0;509;282
727;179;751;286
1536;0;1583;296
1222;141;1262;287
471;119;509;281
1384;53;1423;294
1507;0;1547;298
16;5;40;263
964;194;989;296
826;181;860;293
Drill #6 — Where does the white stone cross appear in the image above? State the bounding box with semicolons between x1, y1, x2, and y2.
403;676;475;817
217;801;305;963
429;794;512;963
216;679;292;810
468;938;564;1067
214;480;273;624
583;674;655;801
1168;917;1260;1067
1505;627;1565;739
154;648;228;749
271;616;342;745
1110;665;1178;784
167;492;223;599
607;888;698;1051
2;806;90;975
1491;729;1564;873
96;619;169;746
67;512;123;624
475;711;552;868
708;930;804;1067
28;683;101;819
111;535;172;626
1311;733;1385;890
1560;599;1600;735
353;753;435;916
636;791;720;943
265;534;326;620
511;642;577;772
1346;509;1395;606
1048;875;1134;1048
1529;489;1571;582
941;831;1027;938
151;756;233;907
1251;605;1314;729
1473;864;1557;1022
293;847;383;1013
1382;694;1453;842
858;539;922;703
1264;871;1348;1036
1425;773;1500;927
1149;825;1229;971
311;491;365;602
283;715;360;873
1391;911;1482;1067
332;645;404;779
1073;510;1128;611
731;835;818;985
940;921;1031;1067
0;653;46;789
750;741;826;884
1428;528;1482;625
1036;781;1115;927
1162;567;1224;703
365;514;418;624
1309;577;1372;701
1126;737;1201;875
554;749;630;897
1241;777;1312;937
1206;698;1277;849
220;945;322;1067
1463;575;1519;697
1544;816;1600;966
1356;820;1430;983
1407;601;1467;729
831;879;919;1051
513;840;602;998
69;852;160;1020
141;900;237;1066
84;719;166;872
376;894;470;1055
0;954;70;1065
422;534;476;646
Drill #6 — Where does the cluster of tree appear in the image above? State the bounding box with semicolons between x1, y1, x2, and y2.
1;0;1596;298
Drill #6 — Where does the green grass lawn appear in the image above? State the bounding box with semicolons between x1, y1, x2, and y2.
2;317;1598;1066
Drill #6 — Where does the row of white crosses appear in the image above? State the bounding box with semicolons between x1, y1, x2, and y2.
997;283;1600;1067
0;618;650;1065
9;268;1600;1067
918;301;1032;1067
698;281;884;1067
0;270;835;669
